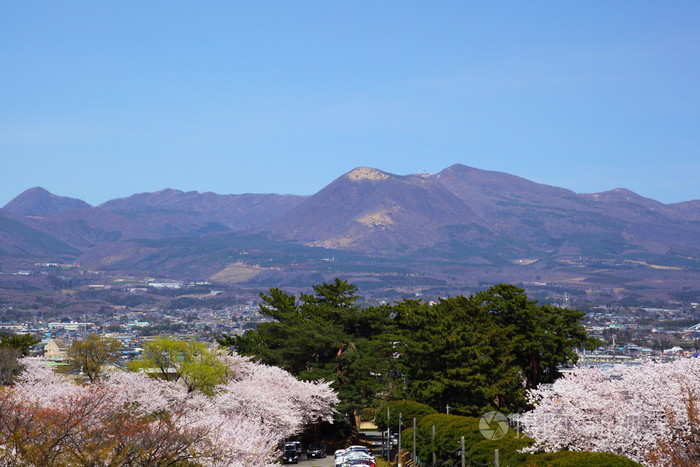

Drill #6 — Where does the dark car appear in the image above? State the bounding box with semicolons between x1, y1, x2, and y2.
283;443;301;464
307;442;327;458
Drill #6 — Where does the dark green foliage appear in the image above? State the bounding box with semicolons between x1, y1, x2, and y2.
395;294;525;414
468;435;534;466
420;414;482;460
103;293;157;307
405;413;531;465
225;279;400;421
472;284;593;388
228;280;592;426
524;451;643;466
374;400;437;431
0;332;41;356
392;284;592;414
0;348;23;385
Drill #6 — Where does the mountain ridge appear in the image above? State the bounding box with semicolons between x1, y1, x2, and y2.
3;164;700;301
4;187;93;216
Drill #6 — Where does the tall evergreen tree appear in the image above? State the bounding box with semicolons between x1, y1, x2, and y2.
395;295;524;415
224;281;593;421
223;279;396;427
474;284;593;388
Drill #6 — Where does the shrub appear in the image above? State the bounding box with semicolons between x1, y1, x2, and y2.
524;451;643;466
374;400;437;430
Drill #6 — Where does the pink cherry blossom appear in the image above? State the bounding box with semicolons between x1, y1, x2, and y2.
520;358;700;465
0;351;338;466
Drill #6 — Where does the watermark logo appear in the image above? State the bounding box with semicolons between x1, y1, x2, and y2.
479;411;509;440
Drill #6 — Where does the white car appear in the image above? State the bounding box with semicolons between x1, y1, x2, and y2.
346;445;371;454
334;448;348;467
334;446;375;467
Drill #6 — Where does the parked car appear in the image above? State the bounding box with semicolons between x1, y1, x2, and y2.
307;442;327;458
335;448;346;466
343;459;376;467
346;445;371;455
283;441;302;464
335;446;375;467
287;441;303;454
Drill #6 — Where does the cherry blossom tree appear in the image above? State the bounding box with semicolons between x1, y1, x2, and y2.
0;351;338;466
0;378;208;465
520;358;700;465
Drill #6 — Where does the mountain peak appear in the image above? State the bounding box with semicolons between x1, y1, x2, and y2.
23;186;50;195
345;167;392;182
585;187;662;206
4;187;92;216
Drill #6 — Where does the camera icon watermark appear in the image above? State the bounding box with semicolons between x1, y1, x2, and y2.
479;411;510;440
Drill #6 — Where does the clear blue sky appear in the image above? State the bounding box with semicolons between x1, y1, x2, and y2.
2;1;699;206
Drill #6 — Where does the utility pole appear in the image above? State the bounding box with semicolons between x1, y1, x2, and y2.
460;436;465;467
386;407;391;462
432;425;436;467
398;413;403;467
412;418;416;464
381;422;385;462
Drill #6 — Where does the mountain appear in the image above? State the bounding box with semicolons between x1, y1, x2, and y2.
3;166;700;302
0;209;81;257
666;199;700;221
252;164;700;299
263;167;490;254
19;207;155;249
1;187;306;252
3;187;92;216
262;164;700;262
431;164;700;258
100;189;306;236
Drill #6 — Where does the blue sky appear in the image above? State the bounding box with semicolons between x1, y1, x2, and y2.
2;1;699;206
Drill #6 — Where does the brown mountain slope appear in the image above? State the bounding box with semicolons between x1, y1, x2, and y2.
4;166;700;303
71;164;698;302
20;207;155;249
434;164;700;257
100;189;306;235
0;209;81;257
263;167;492;254
4;188;157;249
666;199;700;221
4;187;92;216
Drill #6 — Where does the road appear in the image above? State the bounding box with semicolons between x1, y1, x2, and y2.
296;455;334;467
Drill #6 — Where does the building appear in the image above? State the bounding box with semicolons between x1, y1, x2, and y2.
48;322;94;332
44;338;69;360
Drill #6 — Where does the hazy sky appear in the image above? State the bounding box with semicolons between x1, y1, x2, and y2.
2;1;699;206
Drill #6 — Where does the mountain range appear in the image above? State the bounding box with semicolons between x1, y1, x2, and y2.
3;164;700;302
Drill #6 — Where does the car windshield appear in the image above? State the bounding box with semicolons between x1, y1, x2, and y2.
309;443;324;449
284;445;296;452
